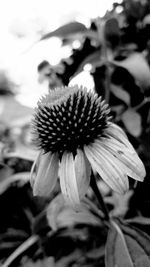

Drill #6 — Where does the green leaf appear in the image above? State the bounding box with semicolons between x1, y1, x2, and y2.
46;194;102;230
104;18;120;48
0;172;30;195
105;190;133;217
21;257;54;267
2;236;38;267
113;53;150;90
72;50;101;77
119;222;150;257
143;14;150;26
40;21;87;40
4;145;38;161
0;96;32;126
106;221;133;267
105;221;150;267
127;217;150;226
122;108;142;137
111;84;130;106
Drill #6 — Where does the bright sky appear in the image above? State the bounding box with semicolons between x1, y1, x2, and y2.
0;0;122;106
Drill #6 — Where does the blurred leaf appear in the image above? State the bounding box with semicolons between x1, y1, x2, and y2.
106;220;150;267
0;172;30;195
119;221;150;255
127;216;150;226
91;65;106;98
0;96;32;126
4;145;38;161
104;18;120;48
21;257;55;267
0;240;22;250
0;228;28;241
0;166;13;184
56;38;99;85
0;178;47;261
41;22;87;40
143;14;150;26
124;0;147;21
106;222;133;267
54;247;105;267
113;53;150;90
2;235;38;267
111;84;130;106
44;224;107;266
105;190;133;217
72;50;101;77
122;108;142;137
2;124;38;162
47;194;102;231
61;30;99;46
110;66;145;107
0;70;16;96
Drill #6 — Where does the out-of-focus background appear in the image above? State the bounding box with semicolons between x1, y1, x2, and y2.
0;0;120;106
1;0;150;266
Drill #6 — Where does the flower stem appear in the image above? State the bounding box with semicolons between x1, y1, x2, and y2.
90;172;110;221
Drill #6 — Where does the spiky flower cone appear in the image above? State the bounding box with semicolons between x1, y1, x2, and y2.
33;86;111;156
31;85;146;206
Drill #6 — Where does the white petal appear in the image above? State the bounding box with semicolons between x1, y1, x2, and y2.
105;123;146;177
59;152;80;206
33;152;59;197
105;123;135;150
74;149;91;198
84;144;128;194
100;134;146;181
94;140;129;190
106;123;128;140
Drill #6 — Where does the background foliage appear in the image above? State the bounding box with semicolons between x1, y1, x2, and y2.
0;0;150;266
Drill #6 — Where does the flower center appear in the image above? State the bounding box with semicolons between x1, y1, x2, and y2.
33;87;111;156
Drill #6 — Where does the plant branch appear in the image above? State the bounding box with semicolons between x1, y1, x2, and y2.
134;97;150;111
2;235;38;267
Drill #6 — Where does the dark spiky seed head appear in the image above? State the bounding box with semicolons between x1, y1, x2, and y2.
32;86;111;157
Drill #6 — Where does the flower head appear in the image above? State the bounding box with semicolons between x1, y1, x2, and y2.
31;85;146;206
33;86;110;156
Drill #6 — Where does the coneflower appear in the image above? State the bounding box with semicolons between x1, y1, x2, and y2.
31;85;145;206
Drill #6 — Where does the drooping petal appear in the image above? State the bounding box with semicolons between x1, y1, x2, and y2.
101;126;146;181
33;152;59;197
59;152;80;206
84;144;128;194
106;122;129;141
106;122;139;155
94;140;129;191
97;140;135;182
101;139;145;181
74;149;91;199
